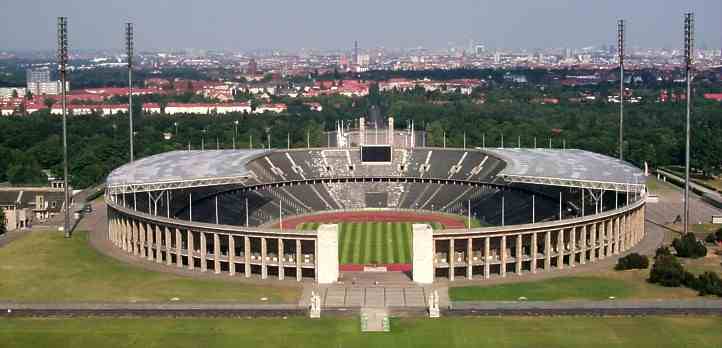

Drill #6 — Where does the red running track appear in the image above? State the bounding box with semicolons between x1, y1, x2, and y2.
275;210;466;229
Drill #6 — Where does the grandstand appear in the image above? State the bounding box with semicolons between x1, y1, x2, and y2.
104;118;646;284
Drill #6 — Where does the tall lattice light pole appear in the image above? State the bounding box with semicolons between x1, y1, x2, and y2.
683;13;694;236
126;22;134;162
617;19;625;161
57;17;71;238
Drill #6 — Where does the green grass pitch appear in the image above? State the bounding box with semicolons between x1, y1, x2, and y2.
298;222;436;264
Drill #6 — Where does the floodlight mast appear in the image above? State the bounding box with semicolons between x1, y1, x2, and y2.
126;23;134;162
683;13;694;236
618;19;625;161
58;17;71;239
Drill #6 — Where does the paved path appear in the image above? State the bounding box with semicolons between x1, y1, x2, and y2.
2;300;721;317
657;169;722;204
649;173;722;227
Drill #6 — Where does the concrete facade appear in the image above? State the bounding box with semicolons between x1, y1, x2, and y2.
412;224;434;284
316;224;339;284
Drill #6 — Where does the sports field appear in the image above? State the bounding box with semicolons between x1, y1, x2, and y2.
298;222;438;265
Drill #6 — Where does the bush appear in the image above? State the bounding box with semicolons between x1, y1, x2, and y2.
705;228;722;244
615;253;650;270
672;233;708;258
649;254;692;287
689;272;722;297
655;246;671;258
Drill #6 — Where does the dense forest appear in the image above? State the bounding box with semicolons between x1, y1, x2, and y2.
1;78;721;189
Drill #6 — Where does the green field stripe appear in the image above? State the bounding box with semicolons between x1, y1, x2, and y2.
381;222;396;263
368;222;377;264
353;224;367;263
386;223;396;263
339;223;353;263
394;223;405;263
375;223;383;264
347;222;359;264
400;222;411;263
366;223;374;264
364;222;374;264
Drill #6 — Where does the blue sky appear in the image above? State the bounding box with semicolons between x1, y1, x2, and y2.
0;0;719;51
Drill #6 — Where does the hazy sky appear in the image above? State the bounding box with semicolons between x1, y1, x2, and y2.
1;0;720;51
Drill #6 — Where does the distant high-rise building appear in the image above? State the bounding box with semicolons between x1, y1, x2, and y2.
26;67;65;96
474;45;486;56
353;40;359;65
247;59;258;75
26;68;51;84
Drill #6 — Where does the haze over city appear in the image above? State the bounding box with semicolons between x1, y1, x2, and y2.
1;0;721;51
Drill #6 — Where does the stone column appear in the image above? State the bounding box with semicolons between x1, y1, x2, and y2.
244;236;251;278
598;221;605;259
544;230;551;271
500;236;507;277
120;218;126;251
187;230;194;270
213;233;221;274
176;228;183;268
296;239;302;282
155;225;162;263
615;217;621;255
139;222;147;258
557;229;564;270
590;223;597;262
412;224;434;284
467;237;473;280
146;224;154;261
483;236;490;279
569;227;576;267
200;232;207;272
129;220;136;255
515;234;523;275
278;238;285;280
531;232;538;273
449;238;455;281
261;237;268;279
165;226;172;266
229;235;236;276
316;225;339;284
580;225;587;265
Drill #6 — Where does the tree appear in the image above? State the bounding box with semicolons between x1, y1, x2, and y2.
705;228;722;244
649;254;692;287
690;272;722;297
672;233;708;258
615;253;649;270
0;208;7;235
44;98;56;110
11;89;18;99
25;89;33;100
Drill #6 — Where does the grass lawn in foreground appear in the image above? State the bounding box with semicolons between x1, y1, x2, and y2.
2;316;722;348
449;269;700;301
0;230;299;303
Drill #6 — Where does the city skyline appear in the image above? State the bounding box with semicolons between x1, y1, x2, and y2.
1;0;721;51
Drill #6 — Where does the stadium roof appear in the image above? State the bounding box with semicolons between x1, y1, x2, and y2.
106;147;645;195
106;150;268;194
484;148;645;192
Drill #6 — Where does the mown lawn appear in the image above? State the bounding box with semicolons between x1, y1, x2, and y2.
301;222;413;264
450;269;699;301
2;316;722;348
0;230;299;303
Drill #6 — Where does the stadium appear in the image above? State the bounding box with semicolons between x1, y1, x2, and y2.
104;118;647;284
